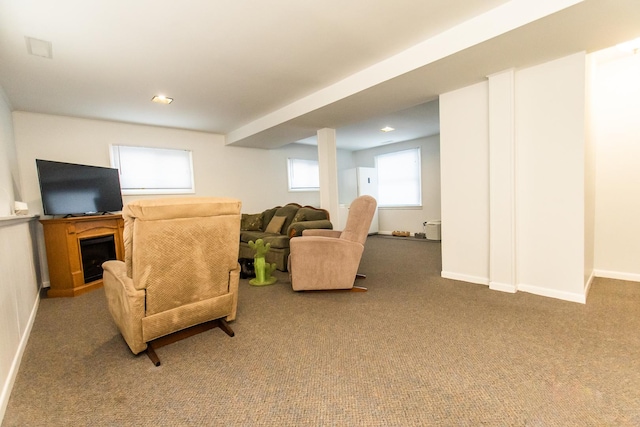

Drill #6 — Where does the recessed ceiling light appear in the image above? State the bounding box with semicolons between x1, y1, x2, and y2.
25;36;52;59
380;126;395;133
151;95;173;104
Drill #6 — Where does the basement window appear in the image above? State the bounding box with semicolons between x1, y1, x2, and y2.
375;147;422;207
288;158;319;191
110;145;195;195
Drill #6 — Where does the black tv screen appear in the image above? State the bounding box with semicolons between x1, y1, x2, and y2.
36;159;123;216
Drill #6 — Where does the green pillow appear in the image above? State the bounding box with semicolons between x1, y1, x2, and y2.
241;213;263;231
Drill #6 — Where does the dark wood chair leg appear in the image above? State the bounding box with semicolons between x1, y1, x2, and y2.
144;318;235;366
146;343;161;366
217;318;235;337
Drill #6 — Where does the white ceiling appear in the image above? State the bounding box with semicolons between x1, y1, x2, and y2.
297;100;440;151
1;1;640;151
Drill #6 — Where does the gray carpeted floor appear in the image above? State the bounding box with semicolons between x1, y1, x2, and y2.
3;236;640;426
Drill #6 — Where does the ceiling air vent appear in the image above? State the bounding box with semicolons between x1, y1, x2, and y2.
25;37;52;59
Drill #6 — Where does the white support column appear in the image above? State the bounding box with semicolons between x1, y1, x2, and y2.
488;69;517;293
317;128;339;222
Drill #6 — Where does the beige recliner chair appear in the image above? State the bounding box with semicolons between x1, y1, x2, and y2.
289;195;377;291
102;197;241;365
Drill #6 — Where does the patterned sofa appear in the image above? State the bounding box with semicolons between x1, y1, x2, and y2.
239;203;332;271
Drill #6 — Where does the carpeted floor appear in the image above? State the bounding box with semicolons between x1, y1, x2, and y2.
3;236;640;426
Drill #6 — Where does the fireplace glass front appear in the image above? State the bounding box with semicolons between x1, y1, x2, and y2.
80;235;116;283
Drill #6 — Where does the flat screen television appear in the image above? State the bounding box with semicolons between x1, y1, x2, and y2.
36;159;124;216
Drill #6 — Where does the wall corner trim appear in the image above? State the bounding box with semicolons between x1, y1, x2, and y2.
441;271;489;286
489;281;517;293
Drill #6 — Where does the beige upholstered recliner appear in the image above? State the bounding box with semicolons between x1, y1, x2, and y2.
102;197;241;365
289;195;377;291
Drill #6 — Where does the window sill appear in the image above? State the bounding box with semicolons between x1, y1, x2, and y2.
378;205;423;210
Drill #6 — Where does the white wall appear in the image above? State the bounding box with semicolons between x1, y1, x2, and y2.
337;149;357;205
0;218;40;423
440;82;490;285
13;112;321;216
13;112;322;287
350;135;441;234
440;53;591;302
0;88;40;423
584;57;596;288
488;69;517;293
0;88;17;216
593;50;640;282
515;52;588;302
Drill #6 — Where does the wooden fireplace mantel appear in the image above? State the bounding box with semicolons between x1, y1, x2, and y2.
40;214;124;298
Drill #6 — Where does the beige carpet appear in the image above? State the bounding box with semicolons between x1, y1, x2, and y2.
3;236;640;426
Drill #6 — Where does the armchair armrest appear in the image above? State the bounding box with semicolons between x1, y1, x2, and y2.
103;260;144;294
289;236;363;290
287;219;333;238
102;260;147;354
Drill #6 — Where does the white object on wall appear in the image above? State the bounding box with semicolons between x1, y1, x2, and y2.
14;201;28;215
339;167;378;234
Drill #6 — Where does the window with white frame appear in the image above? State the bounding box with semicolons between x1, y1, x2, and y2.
287;158;320;191
110;145;195;195
375;148;421;207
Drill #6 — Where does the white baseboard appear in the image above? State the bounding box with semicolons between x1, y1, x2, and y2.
442;271;588;303
441;271;489;286
489;281;517;293
0;291;40;422
518;283;586;304
594;269;640;283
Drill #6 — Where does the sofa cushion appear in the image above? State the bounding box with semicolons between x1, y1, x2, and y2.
296;207;327;222
262;207;278;231
241;213;263;231
261;234;290;249
287;219;333;238
240;231;290;249
274;204;299;232
292;211;305;223
240;231;268;244
265;215;287;234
